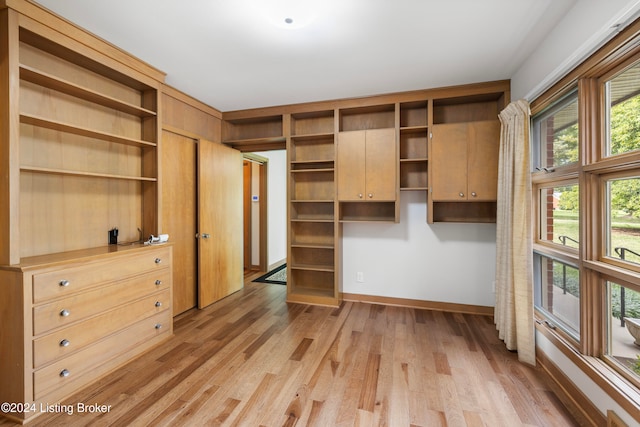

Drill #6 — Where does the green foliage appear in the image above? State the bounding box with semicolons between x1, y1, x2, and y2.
610;96;640;155
557;186;579;211
610;178;640;218
552;124;579;166
610;283;640;319
633;355;640;376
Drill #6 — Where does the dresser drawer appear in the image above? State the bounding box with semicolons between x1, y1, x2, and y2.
33;288;170;368
32;246;171;303
33;268;170;335
33;309;171;400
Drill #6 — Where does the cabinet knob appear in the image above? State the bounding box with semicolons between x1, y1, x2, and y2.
155;258;162;264
59;280;70;287
155;323;162;329
60;369;70;378
471;192;477;197
155;279;162;286
459;192;464;198
60;309;70;317
60;339;70;347
358;193;363;199
368;193;373;198
155;301;162;308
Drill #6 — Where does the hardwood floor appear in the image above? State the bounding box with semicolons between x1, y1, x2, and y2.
3;279;579;426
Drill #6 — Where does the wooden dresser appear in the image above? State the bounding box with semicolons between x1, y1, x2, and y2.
0;244;173;423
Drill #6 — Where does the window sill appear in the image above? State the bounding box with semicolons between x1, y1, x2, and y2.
535;320;640;425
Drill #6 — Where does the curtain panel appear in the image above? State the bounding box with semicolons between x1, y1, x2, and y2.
495;99;535;366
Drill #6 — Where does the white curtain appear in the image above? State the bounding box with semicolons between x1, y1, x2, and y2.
495;99;535;366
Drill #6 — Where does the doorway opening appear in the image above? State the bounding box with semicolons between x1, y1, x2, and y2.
243;154;268;275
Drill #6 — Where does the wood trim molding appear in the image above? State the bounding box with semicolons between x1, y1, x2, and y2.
222;79;510;119
536;322;640;425
162;84;222;119
341;293;494;316
536;342;606;427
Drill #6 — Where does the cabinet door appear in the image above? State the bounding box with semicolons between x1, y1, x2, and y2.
431;123;468;201
365;128;396;200
198;140;243;308
337;131;366;201
467;121;500;201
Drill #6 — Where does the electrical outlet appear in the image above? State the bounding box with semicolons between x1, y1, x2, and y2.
357;272;364;283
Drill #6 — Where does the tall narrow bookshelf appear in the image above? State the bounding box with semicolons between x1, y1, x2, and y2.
287;110;339;306
399;100;429;191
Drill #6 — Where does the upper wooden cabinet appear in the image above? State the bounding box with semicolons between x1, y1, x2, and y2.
428;92;507;223
337;128;396;202
431;120;500;202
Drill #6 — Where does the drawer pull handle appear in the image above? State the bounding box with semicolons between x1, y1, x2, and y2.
155;280;162;286
368;193;373;198
471;192;477;197
60;309;70;317
155;323;162;329
60;339;70;347
155;301;162;308
59;280;70;287
358;193;363;199
155;258;162;264
60;369;70;378
459;192;464;198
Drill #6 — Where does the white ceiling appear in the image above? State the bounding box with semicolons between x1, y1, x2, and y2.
34;0;577;112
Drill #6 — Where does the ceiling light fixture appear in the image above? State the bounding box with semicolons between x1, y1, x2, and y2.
266;0;319;30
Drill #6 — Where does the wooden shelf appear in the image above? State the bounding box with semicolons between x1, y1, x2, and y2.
291;218;334;223
21;166;157;182
291;132;335;141
20;65;157;118
20;114;157;148
400;158;428;163
290;168;334;174
290;243;334;250
222;136;286;151
290;263;335;273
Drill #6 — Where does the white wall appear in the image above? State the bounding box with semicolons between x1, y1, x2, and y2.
512;0;640;101
512;1;640;423
342;191;496;307
254;150;287;268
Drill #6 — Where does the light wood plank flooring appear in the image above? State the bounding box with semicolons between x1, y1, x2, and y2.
3;279;579;426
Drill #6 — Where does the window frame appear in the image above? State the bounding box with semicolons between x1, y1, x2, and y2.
530;25;640;417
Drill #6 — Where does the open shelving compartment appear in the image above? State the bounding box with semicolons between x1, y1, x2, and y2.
16;28;160;259
287;110;340;306
399;100;428;191
222;114;285;151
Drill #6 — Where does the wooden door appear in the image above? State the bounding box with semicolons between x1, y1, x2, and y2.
431;123;468;201
161;130;197;315
337;131;366;201
243;160;252;270
365;128;396;201
467;120;500;201
198;140;243;308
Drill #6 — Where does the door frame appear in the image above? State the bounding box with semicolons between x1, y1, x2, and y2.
243;153;268;273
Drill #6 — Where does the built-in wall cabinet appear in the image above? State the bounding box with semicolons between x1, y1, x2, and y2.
0;1;173;423
222;80;510;306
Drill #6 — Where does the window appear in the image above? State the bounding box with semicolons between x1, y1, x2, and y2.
606;281;640;386
534;253;580;339
532;91;581;345
532;92;579;171
530;19;640;419
606;62;640;157
606;175;640;268
538;183;579;249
